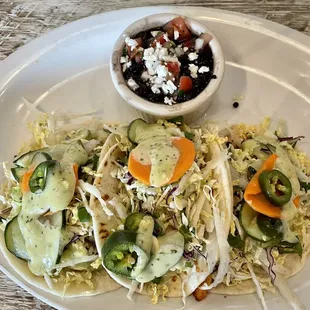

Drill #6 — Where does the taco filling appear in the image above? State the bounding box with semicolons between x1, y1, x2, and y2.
0;115;309;309
214;118;310;310
87;116;233;304
0;116;121;296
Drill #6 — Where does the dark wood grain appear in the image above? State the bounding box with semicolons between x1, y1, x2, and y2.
0;0;309;309
0;1;309;60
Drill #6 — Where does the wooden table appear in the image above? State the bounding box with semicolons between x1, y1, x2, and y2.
0;1;309;309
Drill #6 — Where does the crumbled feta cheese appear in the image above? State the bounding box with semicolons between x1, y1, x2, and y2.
164;97;174;105
144;47;155;57
141;71;150;81
140;37;181;97
120;56;129;64
163;33;169;42
151;85;161;94
188;52;198;61
162;80;177;94
151;31;160;37
161;84;169;95
195;38;204;51
156;65;168;77
122;61;132;72
162;55;179;63
158;48;168;59
154;76;165;85
125;37;138;51
198;66;210;73
145;61;159;76
155;65;168;83
127;78;139;91
183;46;189;52
189;64;199;78
156;42;162;49
121;55;132;72
174;30;179;40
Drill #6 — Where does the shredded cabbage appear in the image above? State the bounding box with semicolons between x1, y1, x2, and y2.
50;255;98;271
148;283;169;305
90;258;103;269
247;263;268;310
259;255;305;310
108;198;127;219
44;273;54;290
127;281;139;301
53;269;94;295
200;205;230;290
78;180;113;216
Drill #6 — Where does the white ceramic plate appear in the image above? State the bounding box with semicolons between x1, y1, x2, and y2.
0;6;310;310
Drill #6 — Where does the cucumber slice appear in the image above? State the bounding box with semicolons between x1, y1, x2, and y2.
4;216;29;261
62;141;88;165
252;147;269;160
127;119;148;143
11;152;51;182
241;139;260;153
11;167;28;182
65;128;91;142
13;149;48;168
240;202;272;242
46;145;67;161
257;214;283;239
127;118;169;144
30;152;52;168
13;142;83;168
135;231;184;283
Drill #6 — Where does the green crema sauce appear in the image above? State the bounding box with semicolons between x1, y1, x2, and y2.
131;136;180;187
18;163;76;276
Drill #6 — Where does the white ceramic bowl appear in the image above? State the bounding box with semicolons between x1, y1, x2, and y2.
110;13;225;123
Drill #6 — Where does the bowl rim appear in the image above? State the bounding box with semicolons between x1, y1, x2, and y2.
110;13;225;117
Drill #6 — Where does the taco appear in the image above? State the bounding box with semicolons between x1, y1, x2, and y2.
212;119;310;309
2;114;308;309
87;118;234;303
0;116;121;297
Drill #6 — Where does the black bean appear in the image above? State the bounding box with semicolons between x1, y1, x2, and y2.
123;29;215;104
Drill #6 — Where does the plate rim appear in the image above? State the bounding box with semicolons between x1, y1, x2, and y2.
0;5;310;310
0;5;310;94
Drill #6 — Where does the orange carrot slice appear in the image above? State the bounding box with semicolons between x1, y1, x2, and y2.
128;137;195;186
244;154;299;218
73;163;79;186
293;196;300;208
21;169;34;193
245;154;278;196
128;159;151;185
